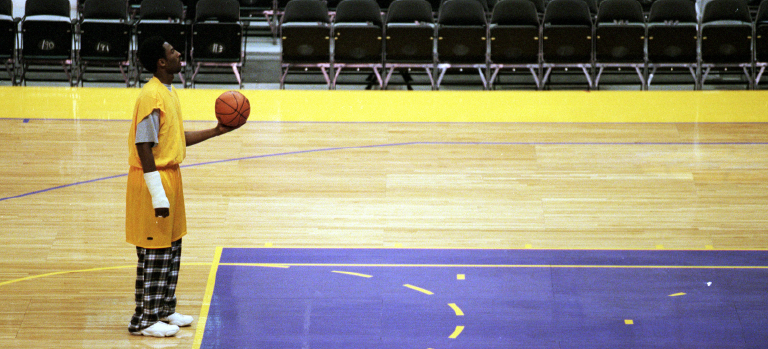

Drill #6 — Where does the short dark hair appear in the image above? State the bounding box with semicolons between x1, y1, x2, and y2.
138;36;167;74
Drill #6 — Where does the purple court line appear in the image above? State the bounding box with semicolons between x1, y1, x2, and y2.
2;141;768;202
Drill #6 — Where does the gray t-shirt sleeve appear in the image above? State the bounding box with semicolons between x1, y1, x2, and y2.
135;109;160;147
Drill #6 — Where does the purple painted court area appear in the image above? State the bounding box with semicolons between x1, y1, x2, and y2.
201;248;768;349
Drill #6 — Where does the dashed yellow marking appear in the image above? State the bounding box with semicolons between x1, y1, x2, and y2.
448;303;464;316
449;325;465;338
669;292;686;297
332;271;373;278
403;284;434;295
625;319;634;325
457;274;465;280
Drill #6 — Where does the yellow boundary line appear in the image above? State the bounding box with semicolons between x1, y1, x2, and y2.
192;246;223;349
218;245;768;252
2;261;766;288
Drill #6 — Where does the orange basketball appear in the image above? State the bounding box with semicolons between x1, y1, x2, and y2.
215;91;250;127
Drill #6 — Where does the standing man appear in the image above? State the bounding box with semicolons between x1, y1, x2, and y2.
126;36;238;337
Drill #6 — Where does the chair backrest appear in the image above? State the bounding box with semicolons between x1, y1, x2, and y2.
334;0;382;25
140;0;184;19
0;0;11;17
702;0;752;23
439;0;487;25
386;0;434;23
543;0;592;25
281;0;330;23
491;0;539;25
82;0;128;19
527;0;545;13
441;0;490;12
25;0;70;17
196;0;240;22
648;0;696;23
759;0;768;23
596;0;644;23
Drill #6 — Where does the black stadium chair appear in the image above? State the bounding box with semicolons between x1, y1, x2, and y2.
488;0;542;89
77;0;133;86
646;0;698;89
331;0;384;88
700;0;754;88
190;0;244;88
20;0;75;86
0;0;16;84
541;0;595;88
384;0;437;89
435;0;489;89
593;0;647;89
756;0;768;86
279;0;332;89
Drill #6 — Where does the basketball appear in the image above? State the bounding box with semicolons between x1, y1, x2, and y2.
215;91;250;127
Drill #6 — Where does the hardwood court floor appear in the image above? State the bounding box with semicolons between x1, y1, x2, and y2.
1;90;768;347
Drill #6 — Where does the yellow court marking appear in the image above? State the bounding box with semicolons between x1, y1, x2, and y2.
193;246;223;349
457;274;465;280
448;303;464;316
215;263;768;269
2;87;768;123
219;262;290;268
223;245;768;252
0;262;212;288
669;292;687;297
625;320;634;325
449;325;465;339
332;271;373;278
404;284;434;295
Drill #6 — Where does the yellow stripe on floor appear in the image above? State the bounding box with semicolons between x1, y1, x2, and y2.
1;87;767;123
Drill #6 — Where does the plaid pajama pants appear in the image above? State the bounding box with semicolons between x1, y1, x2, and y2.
128;239;182;332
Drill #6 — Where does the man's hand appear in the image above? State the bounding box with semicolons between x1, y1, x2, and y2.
155;208;170;218
215;122;240;135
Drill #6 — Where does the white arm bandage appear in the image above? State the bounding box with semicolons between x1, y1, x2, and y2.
143;171;170;209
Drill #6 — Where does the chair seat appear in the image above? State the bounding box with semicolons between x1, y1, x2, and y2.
647;24;697;63
490;25;540;64
542;25;592;63
385;25;435;62
437;26;487;64
595;24;645;63
333;24;383;63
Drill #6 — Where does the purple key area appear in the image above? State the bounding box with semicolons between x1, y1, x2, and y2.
202;248;768;348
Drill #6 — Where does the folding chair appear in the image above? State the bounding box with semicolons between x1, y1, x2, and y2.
646;0;699;89
384;0;437;89
77;0;133;86
541;0;595;89
756;0;768;85
488;0;542;89
19;0;75;85
332;0;384;88
190;0;244;88
700;0;754;88
135;0;188;85
435;0;489;89
0;0;16;84
279;0;332;89
593;0;647;89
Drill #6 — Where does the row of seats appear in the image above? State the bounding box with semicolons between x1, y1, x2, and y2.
279;0;768;90
0;0;245;87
